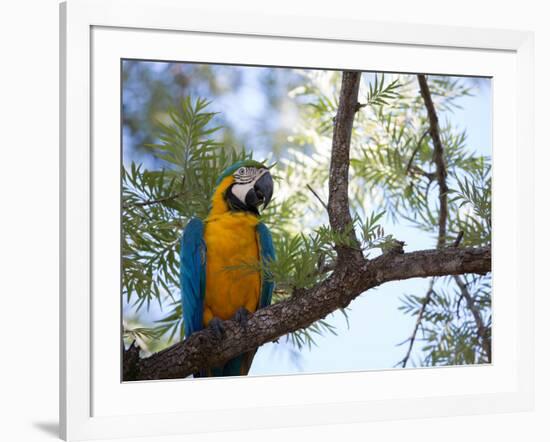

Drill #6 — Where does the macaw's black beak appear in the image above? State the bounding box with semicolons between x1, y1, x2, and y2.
245;171;274;212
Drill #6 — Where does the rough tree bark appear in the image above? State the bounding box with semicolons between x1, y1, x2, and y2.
123;71;492;381
328;71;363;263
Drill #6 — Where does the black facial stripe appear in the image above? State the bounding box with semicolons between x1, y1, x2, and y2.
225;184;259;216
234;176;255;184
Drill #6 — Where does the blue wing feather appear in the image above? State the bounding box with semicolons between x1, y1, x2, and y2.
180;218;206;339
257;222;275;309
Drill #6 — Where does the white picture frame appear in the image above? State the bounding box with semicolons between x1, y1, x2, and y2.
60;0;534;440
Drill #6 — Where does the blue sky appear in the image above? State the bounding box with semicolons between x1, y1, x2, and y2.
122;62;491;375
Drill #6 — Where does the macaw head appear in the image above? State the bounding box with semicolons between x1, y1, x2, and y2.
212;160;274;216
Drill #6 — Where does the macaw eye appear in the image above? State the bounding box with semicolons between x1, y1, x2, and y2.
237;167;245;175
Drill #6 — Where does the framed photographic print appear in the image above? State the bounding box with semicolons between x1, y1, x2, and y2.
60;0;534;440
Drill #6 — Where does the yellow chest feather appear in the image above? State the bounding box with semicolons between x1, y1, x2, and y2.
203;212;261;325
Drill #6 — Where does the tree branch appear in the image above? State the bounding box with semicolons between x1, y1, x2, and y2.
399;76;451;367
124;245;491;380
418;74;448;249
328;71;363;262
400;76;490;368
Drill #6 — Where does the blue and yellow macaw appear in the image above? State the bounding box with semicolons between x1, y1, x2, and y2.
180;160;275;376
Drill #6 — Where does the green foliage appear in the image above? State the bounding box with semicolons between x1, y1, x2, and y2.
425;76;473;111
270;233;328;294
122;164;183;311
290;71;491;366
123;97;362;350
153;301;184;343
123;72;492;367
225;211;388;298
123;319;164;356
449;158;492;247
144;97;252;219
364;74;401;107
399;274;491;366
122;97;251;346
289;319;338;350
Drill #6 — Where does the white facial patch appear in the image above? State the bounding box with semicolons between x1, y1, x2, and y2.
232;167;268;204
231;181;253;204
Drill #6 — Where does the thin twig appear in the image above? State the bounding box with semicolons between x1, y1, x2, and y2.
453;275;492;362
399;278;435;368
453;231;465;247
405;129;430;174
306;184;329;211
409;165;436;181
124;176;185;209
124;191;184;209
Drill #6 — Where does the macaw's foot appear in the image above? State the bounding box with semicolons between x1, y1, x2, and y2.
234;307;250;329
208;317;225;340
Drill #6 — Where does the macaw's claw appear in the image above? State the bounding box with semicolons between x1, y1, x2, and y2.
234;307;250;329
208;317;225;340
